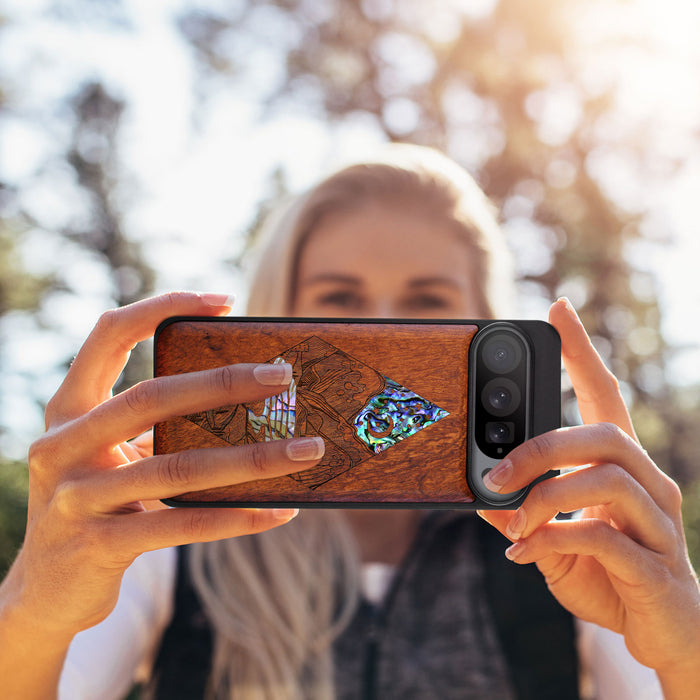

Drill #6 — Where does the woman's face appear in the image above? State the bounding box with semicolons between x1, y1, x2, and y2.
293;202;484;319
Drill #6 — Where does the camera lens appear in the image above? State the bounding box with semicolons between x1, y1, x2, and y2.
486;421;514;444
482;334;523;374
481;378;521;417
489;387;510;411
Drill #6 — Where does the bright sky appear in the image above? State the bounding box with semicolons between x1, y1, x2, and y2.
574;0;700;367
1;0;699;456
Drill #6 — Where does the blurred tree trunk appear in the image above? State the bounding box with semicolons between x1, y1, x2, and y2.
62;81;156;391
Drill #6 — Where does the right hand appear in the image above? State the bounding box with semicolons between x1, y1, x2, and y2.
8;292;325;639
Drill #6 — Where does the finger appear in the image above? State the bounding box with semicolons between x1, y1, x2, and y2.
503;464;676;554
119;441;144;462
120;431;152;461
65;362;293;456
476;509;516;540
47;292;234;424
86;437;325;508
110;506;301;558
548;298;636;439
503;518;663;588
127;430;153;459
483;423;681;515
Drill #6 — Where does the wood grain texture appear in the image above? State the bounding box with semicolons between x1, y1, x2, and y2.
154;319;478;506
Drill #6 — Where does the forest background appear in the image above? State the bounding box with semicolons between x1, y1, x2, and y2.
1;0;700;574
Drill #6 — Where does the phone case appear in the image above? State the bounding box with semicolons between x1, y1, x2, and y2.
153;317;560;509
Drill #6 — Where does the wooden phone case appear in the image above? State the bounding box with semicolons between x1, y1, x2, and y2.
153;317;559;508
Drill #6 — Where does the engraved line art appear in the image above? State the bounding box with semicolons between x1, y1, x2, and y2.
186;336;449;489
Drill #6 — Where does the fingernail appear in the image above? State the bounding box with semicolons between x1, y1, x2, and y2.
273;508;299;521
286;437;325;461
483;460;512;493
506;509;527;540
557;296;578;319
505;541;527;562
254;363;293;386
199;293;236;308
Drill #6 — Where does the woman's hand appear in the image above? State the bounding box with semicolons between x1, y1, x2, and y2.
1;292;325;643
478;298;700;696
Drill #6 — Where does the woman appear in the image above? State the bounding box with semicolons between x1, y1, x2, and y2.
0;145;697;699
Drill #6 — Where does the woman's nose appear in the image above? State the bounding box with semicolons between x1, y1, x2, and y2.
367;300;399;318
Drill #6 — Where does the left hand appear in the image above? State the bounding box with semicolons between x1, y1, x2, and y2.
478;298;700;688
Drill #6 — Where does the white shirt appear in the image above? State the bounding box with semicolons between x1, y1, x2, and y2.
59;548;663;700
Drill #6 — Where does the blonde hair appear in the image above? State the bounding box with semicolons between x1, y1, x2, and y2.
189;144;514;699
188;512;359;700
246;143;514;318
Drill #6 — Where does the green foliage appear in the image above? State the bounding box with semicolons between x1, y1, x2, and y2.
0;226;53;316
0;460;28;577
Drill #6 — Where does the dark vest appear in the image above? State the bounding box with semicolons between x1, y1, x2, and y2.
148;514;579;699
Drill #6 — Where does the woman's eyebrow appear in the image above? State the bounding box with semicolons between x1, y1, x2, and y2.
407;277;461;289
301;273;362;286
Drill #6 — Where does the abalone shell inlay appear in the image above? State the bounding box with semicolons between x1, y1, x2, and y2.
247;357;297;440
353;378;449;453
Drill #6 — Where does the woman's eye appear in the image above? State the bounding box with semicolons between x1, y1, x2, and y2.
316;291;364;310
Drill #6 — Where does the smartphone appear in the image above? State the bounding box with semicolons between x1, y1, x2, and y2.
153;317;560;509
